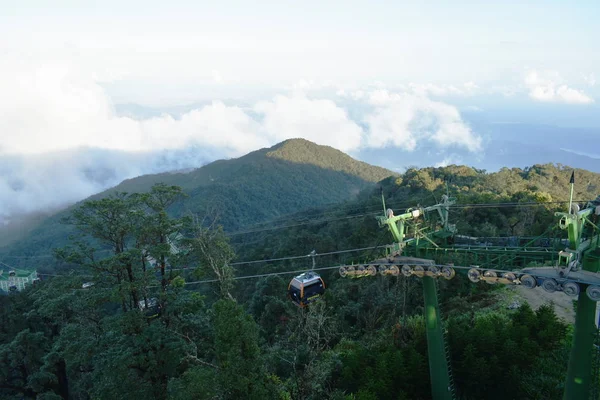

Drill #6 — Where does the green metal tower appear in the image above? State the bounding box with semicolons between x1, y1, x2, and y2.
558;184;600;399
334;173;600;400
373;182;600;400
377;194;456;400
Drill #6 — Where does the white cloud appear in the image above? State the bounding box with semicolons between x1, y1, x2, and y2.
582;73;596;87
0;54;483;220
0;56;268;156
350;90;365;100
435;155;463;167
407;82;479;97
335;89;347;97
289;79;337;92
364;90;482;152
336;90;365;100
463;105;483;112
254;95;363;152
489;85;519;97
138;102;269;156
524;70;594;104
0;147;216;222
212;70;223;83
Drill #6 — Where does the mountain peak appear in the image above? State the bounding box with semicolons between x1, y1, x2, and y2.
266;138;341;157
265;139;396;182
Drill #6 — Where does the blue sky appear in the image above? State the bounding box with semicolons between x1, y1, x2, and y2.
0;1;598;218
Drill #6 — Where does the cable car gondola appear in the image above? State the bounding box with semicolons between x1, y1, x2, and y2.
138;298;161;319
288;271;325;307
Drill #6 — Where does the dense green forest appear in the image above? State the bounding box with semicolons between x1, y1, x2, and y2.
232;163;600;265
3;160;598;399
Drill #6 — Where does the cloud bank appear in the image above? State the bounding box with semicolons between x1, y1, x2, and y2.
0;56;481;220
364;90;482;152
525;70;594;104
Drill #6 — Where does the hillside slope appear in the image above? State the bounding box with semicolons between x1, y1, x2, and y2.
232;162;600;265
0;139;396;268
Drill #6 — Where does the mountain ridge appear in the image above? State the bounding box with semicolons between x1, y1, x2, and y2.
0;139;397;268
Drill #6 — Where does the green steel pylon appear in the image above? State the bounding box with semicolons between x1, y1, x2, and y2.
589;325;600;400
561;175;600;400
423;276;455;400
378;192;456;400
563;247;600;400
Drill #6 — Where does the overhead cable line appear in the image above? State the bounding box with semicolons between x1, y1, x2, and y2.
34;245;388;278
227;212;381;236
148;265;344;287
225;196;433;236
227;199;594;237
6;199;591;262
156;262;600;288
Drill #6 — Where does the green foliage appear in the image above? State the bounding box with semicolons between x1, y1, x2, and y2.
0;184;237;399
212;299;274;399
2;152;597;399
448;304;569;400
167;366;217;400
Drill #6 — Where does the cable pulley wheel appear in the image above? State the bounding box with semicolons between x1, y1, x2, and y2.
562;282;580;297
366;265;377;276
586;285;600;302
502;272;517;283
441;266;455;280
413;265;425;278
541;278;558;293
519;274;537;289
483;270;497;284
467;268;481;283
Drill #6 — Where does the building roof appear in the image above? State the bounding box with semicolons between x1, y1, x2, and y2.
0;269;37;281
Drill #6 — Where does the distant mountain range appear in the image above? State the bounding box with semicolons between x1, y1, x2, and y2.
356;123;600;173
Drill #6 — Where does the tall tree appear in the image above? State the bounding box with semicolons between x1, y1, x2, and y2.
134;184;187;292
186;225;235;300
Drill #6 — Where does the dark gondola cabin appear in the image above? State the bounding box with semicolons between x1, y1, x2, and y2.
288;272;325;307
138;298;161;319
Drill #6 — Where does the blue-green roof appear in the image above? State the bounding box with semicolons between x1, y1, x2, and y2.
0;269;36;281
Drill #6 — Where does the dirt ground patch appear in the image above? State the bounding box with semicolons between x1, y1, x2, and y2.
508;285;576;324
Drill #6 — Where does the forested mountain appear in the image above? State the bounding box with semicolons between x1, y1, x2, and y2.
1;156;599;399
0;139;395;269
232;162;600;264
